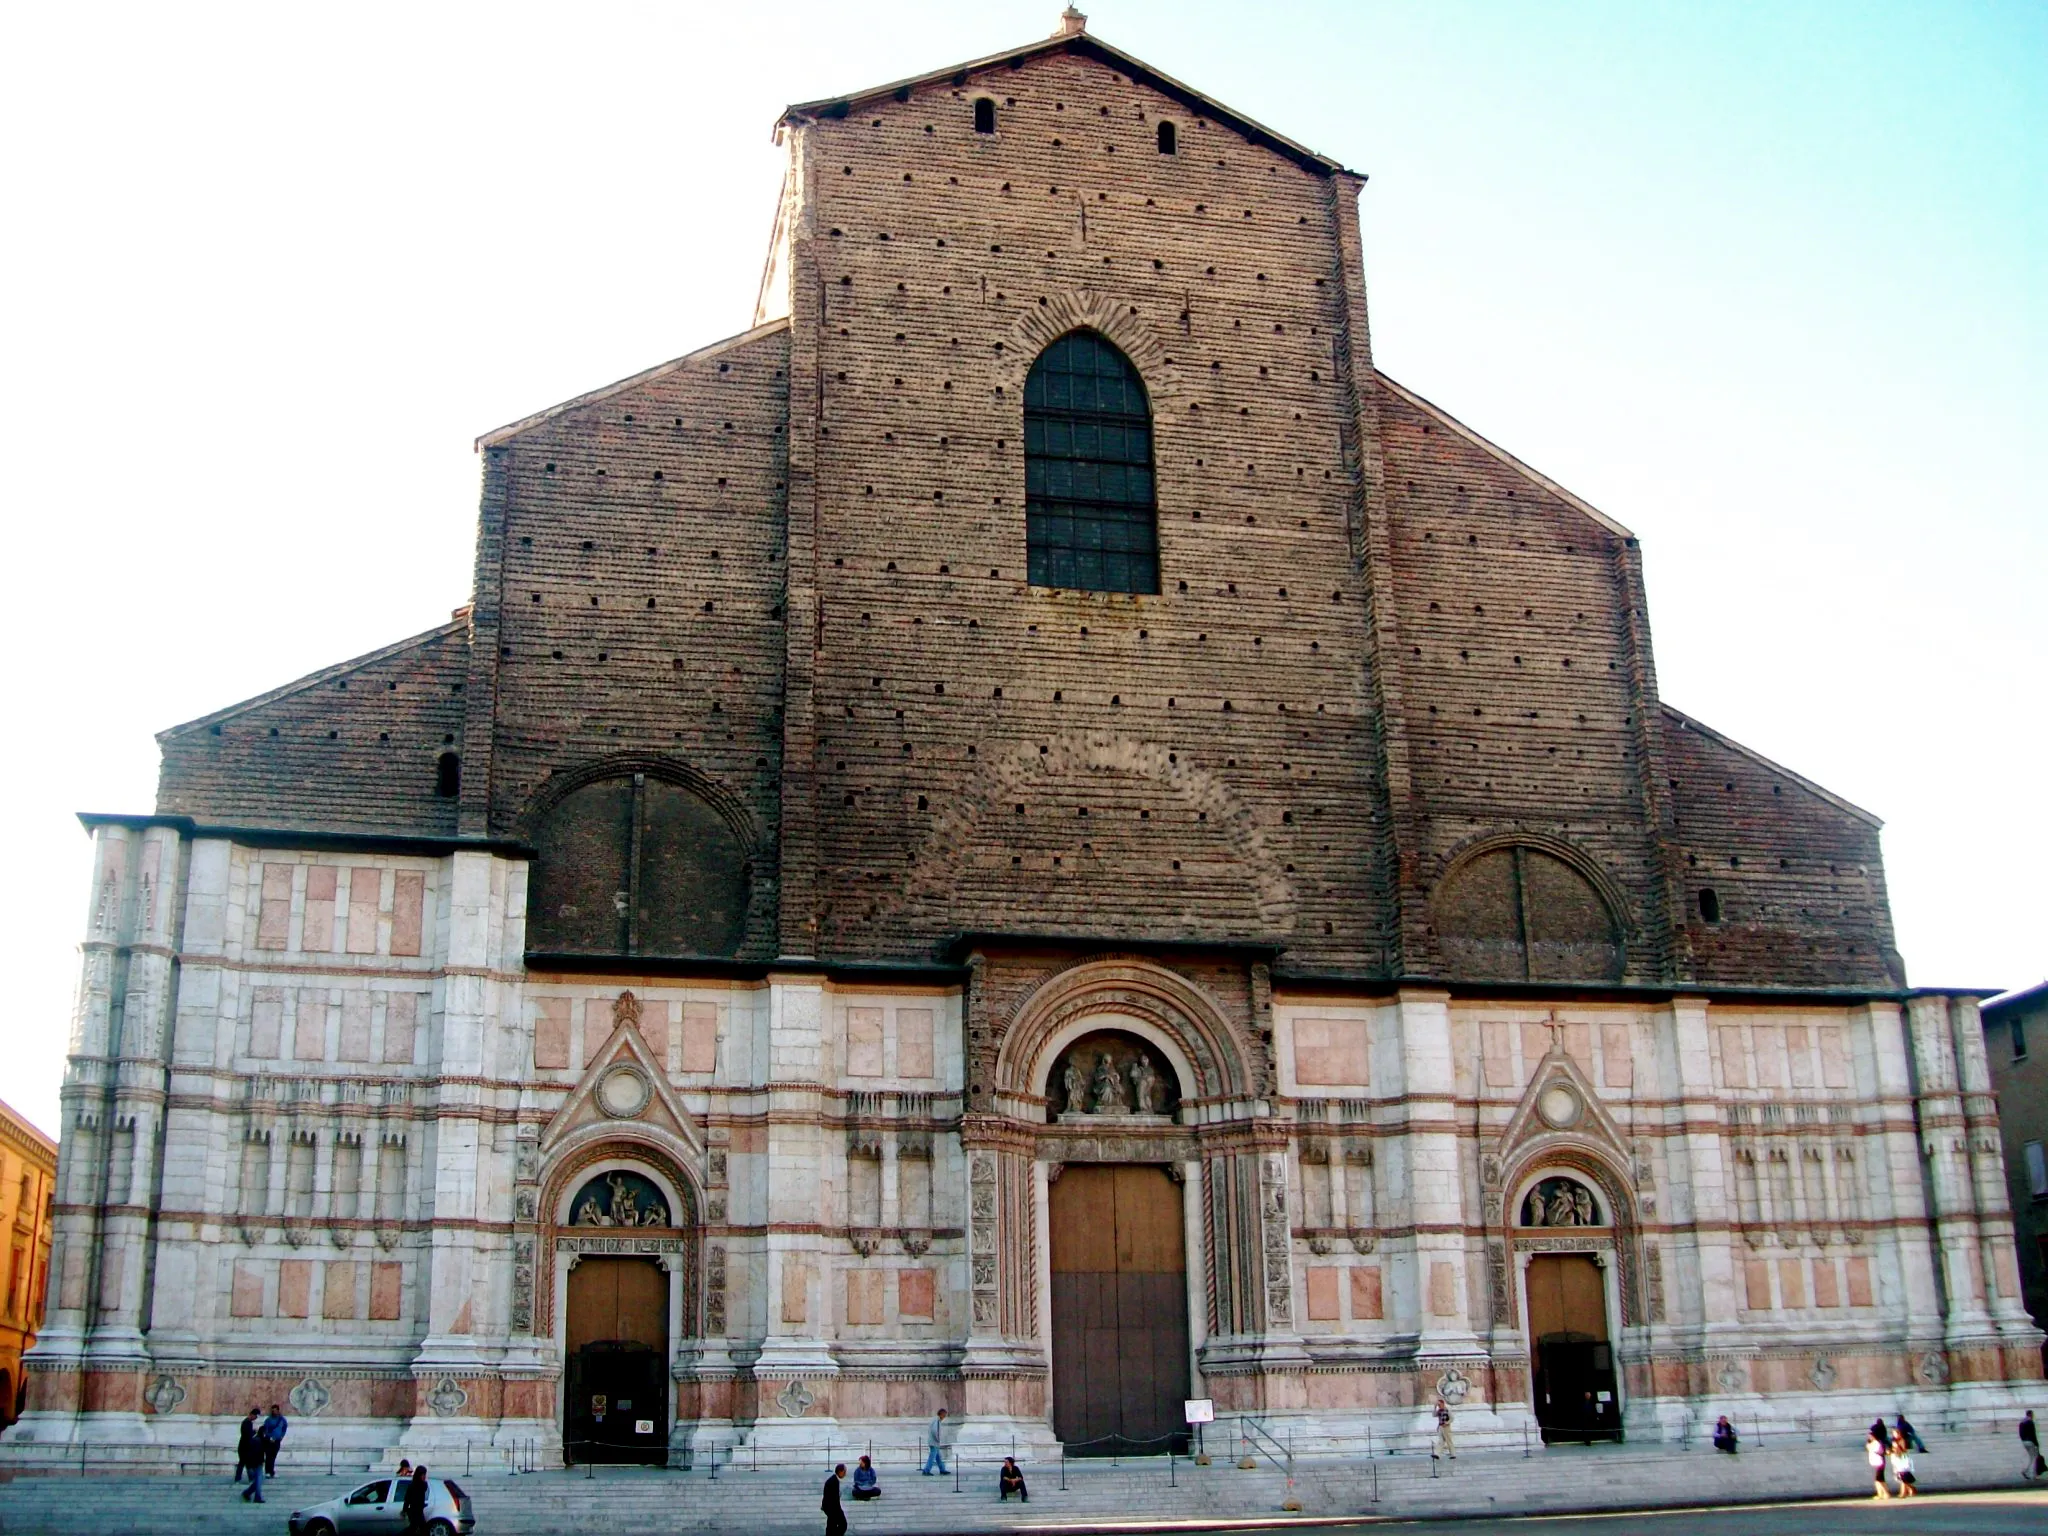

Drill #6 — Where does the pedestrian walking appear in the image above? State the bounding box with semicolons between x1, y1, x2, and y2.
822;1462;848;1536
261;1402;289;1476
401;1464;431;1535
2022;1409;2044;1479
1894;1412;1925;1455
1866;1429;1891;1498
236;1408;266;1502
1888;1431;1917;1497
922;1407;948;1475
1433;1395;1456;1459
851;1454;880;1501
999;1455;1029;1501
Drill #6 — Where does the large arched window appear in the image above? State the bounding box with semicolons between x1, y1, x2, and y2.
528;772;749;958
1432;843;1624;982
1024;331;1159;594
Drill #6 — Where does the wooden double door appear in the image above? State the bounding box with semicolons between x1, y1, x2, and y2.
1049;1164;1191;1455
564;1256;669;1464
1525;1253;1621;1443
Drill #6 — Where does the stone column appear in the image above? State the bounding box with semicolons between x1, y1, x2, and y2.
1862;1002;1946;1348
959;1115;1046;1435
407;850;509;1445
1392;990;1482;1361
749;972;838;1445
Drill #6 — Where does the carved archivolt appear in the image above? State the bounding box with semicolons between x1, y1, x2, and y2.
531;1137;702;1342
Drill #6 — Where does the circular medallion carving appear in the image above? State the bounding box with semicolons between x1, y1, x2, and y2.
597;1064;652;1119
1536;1083;1582;1129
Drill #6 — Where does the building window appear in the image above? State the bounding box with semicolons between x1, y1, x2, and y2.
2013;1014;2029;1062
973;97;996;134
1698;888;1721;924
1023;330;1159;594
1156;120;1177;154
2026;1140;2047;1199
434;751;461;799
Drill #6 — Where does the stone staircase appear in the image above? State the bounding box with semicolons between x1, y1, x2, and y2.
0;1428;2041;1534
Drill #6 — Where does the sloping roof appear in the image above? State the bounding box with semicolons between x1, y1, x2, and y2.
780;23;1352;179
1985;980;2048;1018
1376;372;1637;541
1661;704;1883;828
475;318;792;450
156;618;468;741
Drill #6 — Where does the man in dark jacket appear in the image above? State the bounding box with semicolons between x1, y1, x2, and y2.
235;1408;266;1502
822;1462;847;1536
261;1403;289;1476
2023;1410;2043;1479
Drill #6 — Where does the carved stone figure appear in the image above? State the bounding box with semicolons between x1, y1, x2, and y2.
1573;1186;1594;1226
1548;1184;1578;1227
608;1172;639;1225
1090;1052;1127;1114
576;1195;609;1227
1064;1057;1090;1115
1129;1055;1162;1114
1525;1190;1547;1226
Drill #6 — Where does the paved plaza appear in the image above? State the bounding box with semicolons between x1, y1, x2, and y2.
2;1428;2046;1535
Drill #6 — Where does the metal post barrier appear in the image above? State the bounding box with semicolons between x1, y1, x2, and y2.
1060;1444;1067;1491
954;1452;961;1493
1169;1448;1176;1488
1523;1420;1530;1459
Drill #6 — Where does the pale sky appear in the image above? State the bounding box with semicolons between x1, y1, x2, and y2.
2;1;2040;1137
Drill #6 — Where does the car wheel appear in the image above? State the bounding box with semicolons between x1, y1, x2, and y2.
427;1521;455;1536
302;1522;336;1536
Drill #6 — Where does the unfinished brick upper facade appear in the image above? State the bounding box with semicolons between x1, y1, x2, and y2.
24;14;2034;1468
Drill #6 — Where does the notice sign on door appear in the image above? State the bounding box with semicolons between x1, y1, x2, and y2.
1184;1399;1215;1425
635;1419;655;1435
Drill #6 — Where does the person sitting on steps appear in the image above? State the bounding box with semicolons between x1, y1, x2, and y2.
1712;1416;1738;1454
851;1454;880;1501
999;1456;1029;1501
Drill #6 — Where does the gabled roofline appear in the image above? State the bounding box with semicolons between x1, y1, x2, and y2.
475;317;793;450
155;619;467;741
779;30;1353;179
1660;704;1883;828
1376;372;1636;541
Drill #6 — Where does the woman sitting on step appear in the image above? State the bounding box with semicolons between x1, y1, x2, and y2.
851;1455;880;1501
999;1457;1029;1502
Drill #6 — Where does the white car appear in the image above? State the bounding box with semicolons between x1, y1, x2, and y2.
287;1475;475;1535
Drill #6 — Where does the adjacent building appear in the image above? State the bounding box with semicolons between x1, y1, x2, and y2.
9;9;2039;1466
0;1099;57;1427
1985;982;2048;1362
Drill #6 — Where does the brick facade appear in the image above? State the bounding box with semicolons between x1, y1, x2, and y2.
20;16;2037;1466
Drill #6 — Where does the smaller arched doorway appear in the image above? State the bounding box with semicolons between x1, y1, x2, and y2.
1515;1174;1622;1443
559;1169;681;1465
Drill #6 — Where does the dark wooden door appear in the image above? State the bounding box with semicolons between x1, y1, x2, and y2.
1050;1164;1190;1454
564;1257;669;1464
1525;1254;1620;1443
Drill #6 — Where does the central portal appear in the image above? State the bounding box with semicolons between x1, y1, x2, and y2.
1049;1164;1190;1454
564;1256;669;1465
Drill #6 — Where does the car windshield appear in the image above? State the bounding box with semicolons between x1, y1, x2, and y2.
347;1481;391;1505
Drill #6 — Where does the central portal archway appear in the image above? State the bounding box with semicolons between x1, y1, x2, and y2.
1049;1164;1190;1455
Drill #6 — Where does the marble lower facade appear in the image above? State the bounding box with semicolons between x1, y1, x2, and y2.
6;830;2040;1463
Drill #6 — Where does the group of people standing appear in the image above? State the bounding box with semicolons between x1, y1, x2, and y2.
1863;1414;1924;1498
231;1404;288;1502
